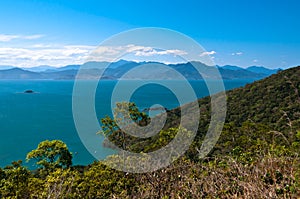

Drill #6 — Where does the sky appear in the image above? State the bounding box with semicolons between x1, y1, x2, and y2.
0;0;299;69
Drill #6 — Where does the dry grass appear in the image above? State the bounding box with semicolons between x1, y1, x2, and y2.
131;156;300;199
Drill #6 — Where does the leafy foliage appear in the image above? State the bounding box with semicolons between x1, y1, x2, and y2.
0;161;31;198
26;140;72;170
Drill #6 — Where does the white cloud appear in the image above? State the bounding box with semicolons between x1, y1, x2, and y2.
200;50;216;57
0;44;188;67
22;34;44;40
134;49;187;57
125;45;153;53
0;45;96;67
122;45;188;56
0;35;20;42
0;34;44;42
231;52;243;56
87;45;188;62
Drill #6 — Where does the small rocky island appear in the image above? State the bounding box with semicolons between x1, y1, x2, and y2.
24;90;35;94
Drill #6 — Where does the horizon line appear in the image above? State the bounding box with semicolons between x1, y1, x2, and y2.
0;59;283;70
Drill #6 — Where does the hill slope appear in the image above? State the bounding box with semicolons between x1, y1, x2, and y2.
165;65;300;133
156;65;300;157
226;66;300;131
104;66;300;157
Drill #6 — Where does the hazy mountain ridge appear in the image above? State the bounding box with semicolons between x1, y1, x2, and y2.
0;60;281;80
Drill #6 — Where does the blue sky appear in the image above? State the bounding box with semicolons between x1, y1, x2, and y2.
0;0;299;68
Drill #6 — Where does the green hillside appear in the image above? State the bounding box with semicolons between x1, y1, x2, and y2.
226;66;300;131
166;65;300;131
110;65;300;158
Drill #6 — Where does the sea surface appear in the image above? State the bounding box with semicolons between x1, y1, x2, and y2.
0;79;256;168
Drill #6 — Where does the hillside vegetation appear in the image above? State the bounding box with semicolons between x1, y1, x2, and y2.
161;65;300;158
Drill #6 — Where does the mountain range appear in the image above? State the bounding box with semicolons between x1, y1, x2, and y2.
0;60;281;80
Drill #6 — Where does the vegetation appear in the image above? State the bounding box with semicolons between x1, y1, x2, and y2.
0;66;299;198
26;140;72;170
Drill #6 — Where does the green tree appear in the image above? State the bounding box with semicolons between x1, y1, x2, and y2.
100;102;149;150
80;161;133;198
26;140;72;169
100;102;149;136
0;160;31;198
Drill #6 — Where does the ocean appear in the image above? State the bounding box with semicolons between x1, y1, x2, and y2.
0;79;255;168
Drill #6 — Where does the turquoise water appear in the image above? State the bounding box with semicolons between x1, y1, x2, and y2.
0;79;255;168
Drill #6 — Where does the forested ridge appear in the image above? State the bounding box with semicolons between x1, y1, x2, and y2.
0;66;299;198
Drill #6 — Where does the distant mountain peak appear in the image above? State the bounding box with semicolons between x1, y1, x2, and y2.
246;66;280;75
23;65;57;72
220;65;245;71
